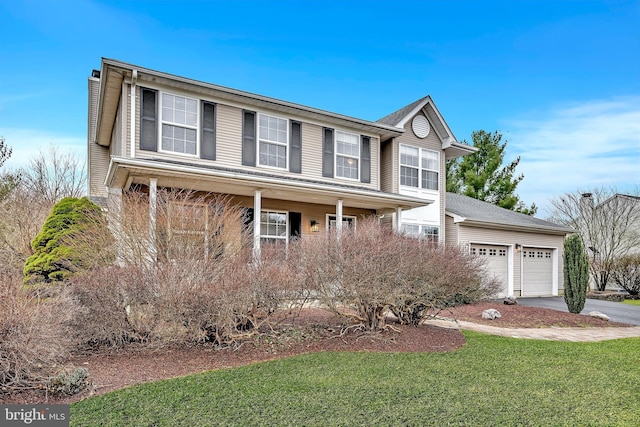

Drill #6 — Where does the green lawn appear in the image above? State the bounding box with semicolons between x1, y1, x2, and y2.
71;332;640;426
623;299;640;306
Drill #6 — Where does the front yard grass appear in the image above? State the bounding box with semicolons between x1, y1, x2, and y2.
623;299;640;306
70;332;640;426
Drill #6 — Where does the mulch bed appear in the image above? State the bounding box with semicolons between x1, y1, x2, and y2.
2;303;632;405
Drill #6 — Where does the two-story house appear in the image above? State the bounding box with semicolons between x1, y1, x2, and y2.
88;58;473;256
88;58;571;297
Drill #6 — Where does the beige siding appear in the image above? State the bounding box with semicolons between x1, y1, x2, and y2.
88;142;110;198
445;216;457;246
88;77;110;198
130;84;380;191
380;139;393;193
215;103;243;166
111;101;124;157
225;195;374;237
455;225;565;294
303;122;323;177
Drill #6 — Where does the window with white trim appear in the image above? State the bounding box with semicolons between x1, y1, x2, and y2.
421;150;439;190
399;144;439;191
260;210;287;246
258;114;288;169
327;215;356;230
335;131;359;180
167;201;209;258
400;145;419;187
161;93;198;155
401;224;439;243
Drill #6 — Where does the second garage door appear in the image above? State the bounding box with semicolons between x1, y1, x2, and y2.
522;248;553;296
471;244;509;296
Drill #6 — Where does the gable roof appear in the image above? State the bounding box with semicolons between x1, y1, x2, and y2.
445;193;574;235
378;96;477;159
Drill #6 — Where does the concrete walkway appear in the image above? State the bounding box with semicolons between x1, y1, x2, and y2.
424;318;640;342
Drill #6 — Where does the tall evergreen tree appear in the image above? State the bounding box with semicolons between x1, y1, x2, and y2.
563;234;590;313
446;130;537;215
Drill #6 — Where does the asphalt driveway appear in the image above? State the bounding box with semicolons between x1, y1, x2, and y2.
518;297;640;326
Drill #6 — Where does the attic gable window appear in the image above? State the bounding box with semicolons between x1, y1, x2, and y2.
335;130;359;180
161;93;198;156
258;114;288;169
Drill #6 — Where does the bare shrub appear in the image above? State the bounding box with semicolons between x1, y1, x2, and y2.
390;243;500;325
68;190;306;348
294;217;499;330
0;270;72;393
610;254;640;296
66;266;156;349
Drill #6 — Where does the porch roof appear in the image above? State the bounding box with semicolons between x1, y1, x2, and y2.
105;156;432;212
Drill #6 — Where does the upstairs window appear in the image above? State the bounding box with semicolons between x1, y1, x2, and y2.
421;150;439;190
400;144;439;191
335;131;359;180
400;145;419;187
161;93;198;156
258;114;288;169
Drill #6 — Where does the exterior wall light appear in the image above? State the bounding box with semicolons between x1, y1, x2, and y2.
310;220;320;233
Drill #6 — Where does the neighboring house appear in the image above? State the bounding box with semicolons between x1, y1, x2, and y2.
445;193;574;297
581;193;640;291
87;58;475;260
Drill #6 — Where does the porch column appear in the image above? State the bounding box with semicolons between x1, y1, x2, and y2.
336;199;343;238
395;207;402;232
107;187;124;265
253;190;262;260
149;178;157;264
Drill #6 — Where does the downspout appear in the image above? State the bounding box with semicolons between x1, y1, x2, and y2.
130;69;137;158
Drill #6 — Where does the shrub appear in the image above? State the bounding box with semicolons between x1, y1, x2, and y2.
47;367;88;396
23;197;113;284
610;254;640;295
0;270;72;393
67;191;307;349
66;266;157;348
293;217;499;330
563;234;590;313
390;243;499;326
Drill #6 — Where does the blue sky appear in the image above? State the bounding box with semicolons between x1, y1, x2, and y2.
1;0;638;217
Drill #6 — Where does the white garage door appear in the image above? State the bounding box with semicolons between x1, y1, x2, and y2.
471;244;509;296
522;248;553;296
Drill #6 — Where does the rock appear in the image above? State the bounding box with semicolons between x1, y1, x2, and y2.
589;311;610;321
503;295;518;305
482;309;502;320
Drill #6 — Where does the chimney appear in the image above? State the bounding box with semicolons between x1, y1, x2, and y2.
580;193;594;210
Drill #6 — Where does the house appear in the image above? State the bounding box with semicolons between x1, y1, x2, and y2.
445;193;574;297
580;192;640;291
87;58;571;296
88;58;476;258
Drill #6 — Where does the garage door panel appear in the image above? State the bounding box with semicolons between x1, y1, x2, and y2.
522;248;553;296
471;244;508;296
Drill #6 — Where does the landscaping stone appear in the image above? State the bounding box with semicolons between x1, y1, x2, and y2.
503;296;518;305
481;309;502;320
589;311;610;321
